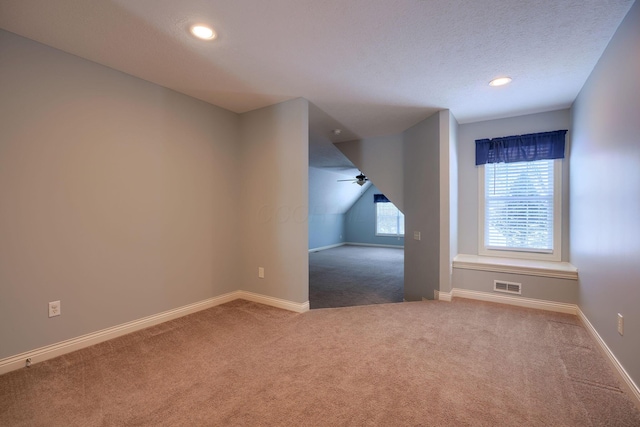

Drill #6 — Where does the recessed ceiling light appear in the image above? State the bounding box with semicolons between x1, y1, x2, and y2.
332;129;342;136
489;77;512;87
190;25;216;40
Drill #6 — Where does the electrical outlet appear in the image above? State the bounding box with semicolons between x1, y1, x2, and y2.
258;267;265;279
49;301;61;318
617;313;624;335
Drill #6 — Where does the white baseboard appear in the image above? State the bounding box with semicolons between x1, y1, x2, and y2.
308;243;345;252
577;308;640;407
237;290;310;313
437;290;451;301
437;288;577;314
0;291;308;376
435;289;452;302
344;242;404;249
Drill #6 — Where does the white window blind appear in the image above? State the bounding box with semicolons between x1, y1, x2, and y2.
376;203;405;236
484;159;554;253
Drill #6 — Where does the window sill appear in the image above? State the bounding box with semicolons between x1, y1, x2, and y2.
453;254;578;280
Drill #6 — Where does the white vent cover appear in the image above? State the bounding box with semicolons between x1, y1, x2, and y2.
494;280;522;295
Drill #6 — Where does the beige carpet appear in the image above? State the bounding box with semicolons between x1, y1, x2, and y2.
1;299;639;426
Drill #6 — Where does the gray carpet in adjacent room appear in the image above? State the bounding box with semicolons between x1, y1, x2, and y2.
2;298;640;426
309;245;404;309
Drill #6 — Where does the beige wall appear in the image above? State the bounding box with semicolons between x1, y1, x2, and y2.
0;29;243;359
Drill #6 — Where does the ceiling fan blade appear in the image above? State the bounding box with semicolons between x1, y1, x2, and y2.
338;172;368;183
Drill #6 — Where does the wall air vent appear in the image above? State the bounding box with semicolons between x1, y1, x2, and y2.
494;280;521;295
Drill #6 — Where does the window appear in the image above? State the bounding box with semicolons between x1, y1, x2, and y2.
376;202;404;237
479;159;561;261
475;129;566;261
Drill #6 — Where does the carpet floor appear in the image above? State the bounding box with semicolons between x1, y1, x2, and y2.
1;299;640;426
309;245;404;309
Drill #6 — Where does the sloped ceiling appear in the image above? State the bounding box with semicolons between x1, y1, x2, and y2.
309;167;371;215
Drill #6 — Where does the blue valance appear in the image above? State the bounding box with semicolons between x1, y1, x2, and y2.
475;130;567;165
374;194;390;203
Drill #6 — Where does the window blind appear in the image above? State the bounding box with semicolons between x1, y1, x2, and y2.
484;159;554;252
376;203;405;236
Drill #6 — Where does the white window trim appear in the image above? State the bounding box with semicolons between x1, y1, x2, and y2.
478;159;562;262
375;203;405;237
453;254;577;280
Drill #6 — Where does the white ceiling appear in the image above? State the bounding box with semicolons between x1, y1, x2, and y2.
0;0;634;156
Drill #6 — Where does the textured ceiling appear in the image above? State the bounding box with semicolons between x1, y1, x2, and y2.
0;0;634;148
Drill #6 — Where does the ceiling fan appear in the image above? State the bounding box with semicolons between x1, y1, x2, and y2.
337;172;369;186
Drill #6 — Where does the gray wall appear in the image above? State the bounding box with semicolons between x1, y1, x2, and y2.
309;214;345;249
439;111;458;293
453;109;574;302
335;133;404;211
571;0;640;387
345;184;404;247
457;109;572;259
308;166;370;250
337;111;456;300
453;269;578;303
239;98;309;303
0;30;241;359
403;113;441;301
0;31;311;360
